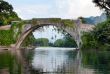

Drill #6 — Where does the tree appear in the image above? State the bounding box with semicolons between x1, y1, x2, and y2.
22;33;36;47
35;38;49;46
63;34;77;47
53;34;77;47
81;19;110;50
93;19;110;45
78;16;87;24
93;0;110;16
54;39;65;47
0;0;20;25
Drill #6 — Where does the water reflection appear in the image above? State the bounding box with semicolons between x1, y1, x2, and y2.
0;51;22;74
32;47;77;74
82;50;110;74
1;48;110;74
32;48;110;74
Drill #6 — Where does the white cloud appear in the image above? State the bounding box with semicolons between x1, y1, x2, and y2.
9;0;103;19
54;0;103;19
14;5;51;19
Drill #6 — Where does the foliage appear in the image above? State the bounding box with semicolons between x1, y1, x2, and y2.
31;18;38;25
54;34;77;47
22;33;36;47
0;21;26;46
49;18;61;23
0;30;15;46
78;16;87;24
35;38;49;46
81;32;99;50
62;19;74;28
93;19;110;44
63;34;77;47
81;19;110;50
54;39;65;47
93;0;110;17
0;0;20;26
30;18;75;28
11;22;25;40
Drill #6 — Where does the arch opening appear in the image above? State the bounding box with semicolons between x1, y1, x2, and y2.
16;24;78;49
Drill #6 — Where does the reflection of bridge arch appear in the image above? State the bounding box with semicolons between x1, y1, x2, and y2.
15;18;94;49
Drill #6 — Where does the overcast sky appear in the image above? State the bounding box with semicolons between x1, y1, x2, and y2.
5;0;103;19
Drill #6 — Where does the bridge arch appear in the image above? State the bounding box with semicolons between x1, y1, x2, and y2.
16;24;79;49
15;18;81;49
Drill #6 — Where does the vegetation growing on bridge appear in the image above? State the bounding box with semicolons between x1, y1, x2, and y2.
49;18;61;23
22;33;37;47
62;19;75;28
0;22;28;46
29;18;75;28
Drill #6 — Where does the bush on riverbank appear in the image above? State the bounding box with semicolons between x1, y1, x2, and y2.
81;19;110;50
0;30;15;46
53;34;77;47
0;22;23;46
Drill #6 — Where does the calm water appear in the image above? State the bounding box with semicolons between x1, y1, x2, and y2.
31;47;110;74
0;51;22;74
0;48;110;74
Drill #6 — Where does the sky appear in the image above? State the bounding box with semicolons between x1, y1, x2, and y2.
5;0;103;20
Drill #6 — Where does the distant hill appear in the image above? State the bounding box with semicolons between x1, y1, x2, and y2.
84;13;107;25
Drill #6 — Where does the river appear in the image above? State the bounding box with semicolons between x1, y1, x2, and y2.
0;47;110;74
31;47;110;74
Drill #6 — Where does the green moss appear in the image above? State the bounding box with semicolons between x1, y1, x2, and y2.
30;18;75;28
62;19;75;28
49;18;61;23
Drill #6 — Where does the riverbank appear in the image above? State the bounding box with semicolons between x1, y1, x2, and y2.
0;46;12;52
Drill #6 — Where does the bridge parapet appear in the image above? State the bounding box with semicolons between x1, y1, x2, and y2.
30;18;62;26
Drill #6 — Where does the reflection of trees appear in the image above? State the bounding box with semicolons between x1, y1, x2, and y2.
82;51;110;74
55;50;78;74
0;51;22;74
31;68;43;74
56;60;75;74
66;50;78;59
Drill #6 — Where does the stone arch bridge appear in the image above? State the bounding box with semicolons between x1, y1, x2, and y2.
15;18;94;49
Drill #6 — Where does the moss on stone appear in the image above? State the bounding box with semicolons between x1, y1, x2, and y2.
62;19;75;28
